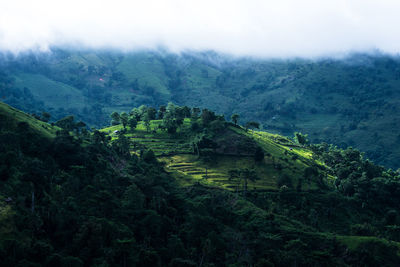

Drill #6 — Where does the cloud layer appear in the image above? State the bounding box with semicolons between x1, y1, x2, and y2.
1;0;400;57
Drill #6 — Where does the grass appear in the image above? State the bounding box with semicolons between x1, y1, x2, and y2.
13;73;86;110
116;53;171;96
160;154;279;191
230;126;327;182
0;102;60;138
101;119;327;191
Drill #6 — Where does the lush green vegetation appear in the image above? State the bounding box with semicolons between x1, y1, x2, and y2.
2;49;400;169
100;103;324;192
2;47;400;265
0;102;59;138
2;103;399;265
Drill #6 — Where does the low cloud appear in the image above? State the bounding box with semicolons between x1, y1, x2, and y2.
1;0;400;57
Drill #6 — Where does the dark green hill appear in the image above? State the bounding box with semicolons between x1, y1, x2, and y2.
0;101;59;138
1;102;400;266
1;50;400;169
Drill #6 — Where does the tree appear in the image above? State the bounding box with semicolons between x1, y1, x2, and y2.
190;121;200;132
191;133;204;157
162;105;179;134
200;148;215;178
294;132;309;145
92;130;108;145
130;108;141;121
158;105;166;119
147;107;157;120
41;112;51;122
166;121;177;134
201;109;216;125
175;107;186;125
112;133;131;157
138;105;148;120
231;114;239;126
120;112;129;129
192;107;201;119
143;149;157;163
128;117;138;131
56;115;75;131
245;121;260;131
110;112;121;126
241;168;258;195
166;102;176;117
228;168;259;195
143;114;151;132
182;106;191;118
254;146;264;162
75;121;86;135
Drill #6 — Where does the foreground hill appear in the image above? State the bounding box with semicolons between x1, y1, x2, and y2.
1;102;400;266
1;49;400;169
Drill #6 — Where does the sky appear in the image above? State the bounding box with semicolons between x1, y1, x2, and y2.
1;0;400;57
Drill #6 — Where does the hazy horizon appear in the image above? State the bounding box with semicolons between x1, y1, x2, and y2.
1;0;400;58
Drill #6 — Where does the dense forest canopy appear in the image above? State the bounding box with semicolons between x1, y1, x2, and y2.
1;101;400;266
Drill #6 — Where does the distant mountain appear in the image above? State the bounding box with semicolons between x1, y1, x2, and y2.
1;49;400;169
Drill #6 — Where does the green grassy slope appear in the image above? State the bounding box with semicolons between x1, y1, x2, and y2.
116;53;171;95
13;73;86;110
0;101;59;138
101;119;325;192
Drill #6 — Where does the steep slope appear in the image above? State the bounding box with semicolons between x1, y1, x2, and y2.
0;101;59;138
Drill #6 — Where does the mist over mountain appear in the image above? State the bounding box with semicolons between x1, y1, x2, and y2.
2;1;400;57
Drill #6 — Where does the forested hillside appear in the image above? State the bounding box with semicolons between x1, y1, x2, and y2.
1;49;400;169
1;102;400;266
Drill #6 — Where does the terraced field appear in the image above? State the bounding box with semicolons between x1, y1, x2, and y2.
101;119;325;191
160;155;233;188
129;137;192;156
160;154;310;191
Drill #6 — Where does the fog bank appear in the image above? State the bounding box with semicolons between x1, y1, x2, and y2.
1;0;400;58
